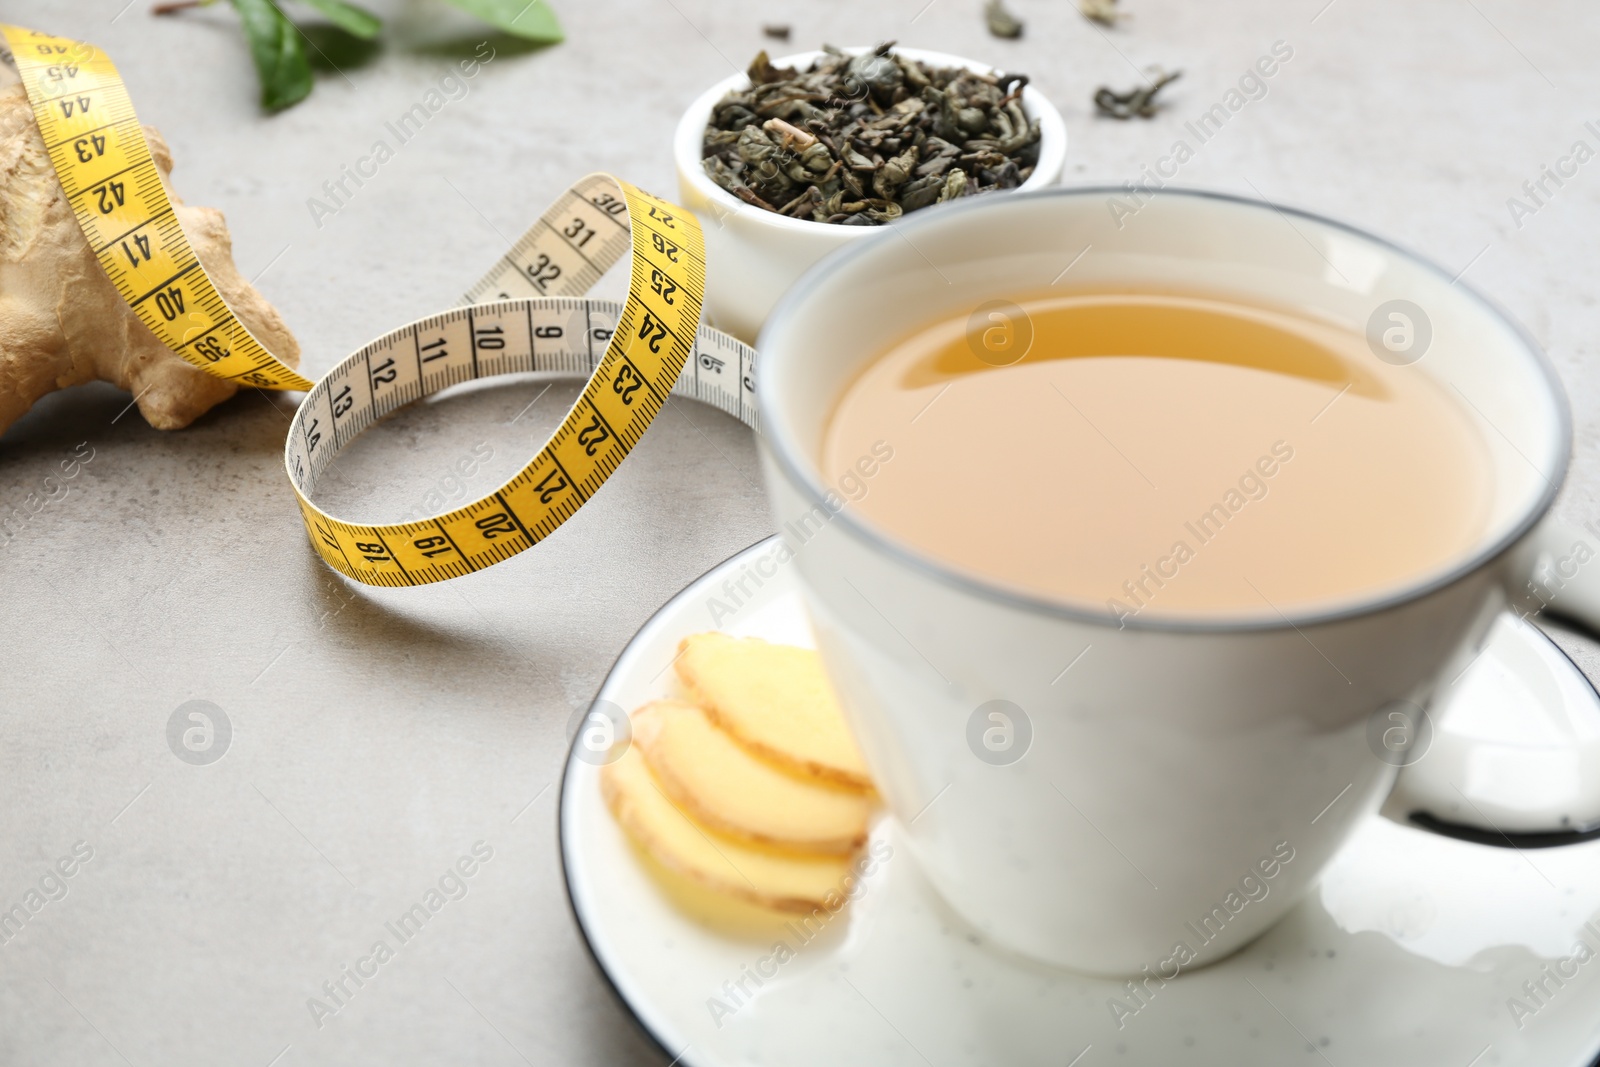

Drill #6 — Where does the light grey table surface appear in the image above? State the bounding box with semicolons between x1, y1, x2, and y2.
2;1;1598;1064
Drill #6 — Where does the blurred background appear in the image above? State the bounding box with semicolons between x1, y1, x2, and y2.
2;1;1597;1064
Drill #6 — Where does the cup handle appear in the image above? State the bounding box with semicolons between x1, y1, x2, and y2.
1387;516;1600;844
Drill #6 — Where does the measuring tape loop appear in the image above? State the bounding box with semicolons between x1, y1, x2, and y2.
290;171;758;587
5;26;761;588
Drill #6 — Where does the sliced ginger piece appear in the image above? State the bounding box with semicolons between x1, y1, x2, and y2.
634;700;871;855
601;740;850;912
676;632;872;790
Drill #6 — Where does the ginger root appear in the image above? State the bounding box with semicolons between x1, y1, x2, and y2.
0;84;301;434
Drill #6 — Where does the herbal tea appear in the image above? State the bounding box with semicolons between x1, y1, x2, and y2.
822;292;1494;617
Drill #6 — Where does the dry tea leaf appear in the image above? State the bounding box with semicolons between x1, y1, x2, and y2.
985;0;1024;38
702;43;1041;226
1094;69;1181;119
1080;0;1127;26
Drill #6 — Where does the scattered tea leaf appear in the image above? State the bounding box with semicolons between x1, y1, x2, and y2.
703;43;1042;226
446;0;564;42
1093;69;1180;119
984;0;1024;38
1080;0;1126;27
228;0;313;111
763;24;792;41
298;0;381;39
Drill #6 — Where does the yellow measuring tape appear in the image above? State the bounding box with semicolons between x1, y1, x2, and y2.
3;26;312;391
3;25;759;588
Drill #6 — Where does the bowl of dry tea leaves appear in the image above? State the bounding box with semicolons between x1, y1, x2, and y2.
674;43;1066;342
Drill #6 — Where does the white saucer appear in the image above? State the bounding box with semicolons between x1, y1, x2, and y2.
559;537;1600;1066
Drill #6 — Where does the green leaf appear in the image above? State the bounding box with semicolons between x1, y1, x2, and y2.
228;0;314;110
446;0;564;43
296;0;381;40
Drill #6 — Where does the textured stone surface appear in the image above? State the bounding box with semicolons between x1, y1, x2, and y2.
2;1;1598;1064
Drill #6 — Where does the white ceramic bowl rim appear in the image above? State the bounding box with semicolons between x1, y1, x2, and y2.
674;46;1067;235
755;184;1574;634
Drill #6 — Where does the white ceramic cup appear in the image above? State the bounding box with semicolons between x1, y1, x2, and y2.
755;186;1600;976
674;48;1067;344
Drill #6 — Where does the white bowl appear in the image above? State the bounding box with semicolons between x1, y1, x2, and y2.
673;48;1067;342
